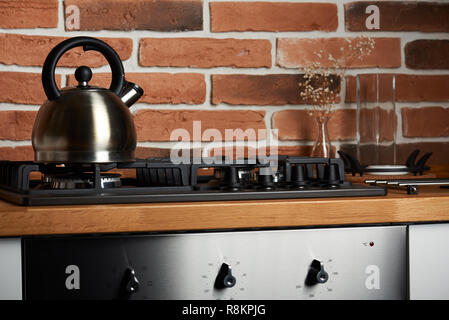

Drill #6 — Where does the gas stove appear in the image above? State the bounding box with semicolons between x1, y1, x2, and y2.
0;156;386;206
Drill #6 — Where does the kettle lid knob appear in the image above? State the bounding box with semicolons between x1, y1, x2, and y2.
74;66;92;87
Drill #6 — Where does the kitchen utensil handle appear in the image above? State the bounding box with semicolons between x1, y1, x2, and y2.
42;36;125;101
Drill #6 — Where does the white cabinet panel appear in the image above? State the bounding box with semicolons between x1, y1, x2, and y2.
0;238;22;300
409;224;449;299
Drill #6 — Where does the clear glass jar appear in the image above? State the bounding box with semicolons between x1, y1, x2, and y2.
356;74;397;166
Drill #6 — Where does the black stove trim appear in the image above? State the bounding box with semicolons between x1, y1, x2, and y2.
0;184;386;206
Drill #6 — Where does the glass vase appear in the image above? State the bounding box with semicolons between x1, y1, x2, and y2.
356;74;397;166
311;114;334;158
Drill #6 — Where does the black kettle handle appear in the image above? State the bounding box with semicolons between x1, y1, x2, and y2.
42;36;125;101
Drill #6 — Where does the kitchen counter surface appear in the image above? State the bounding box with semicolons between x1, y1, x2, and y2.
0;185;448;237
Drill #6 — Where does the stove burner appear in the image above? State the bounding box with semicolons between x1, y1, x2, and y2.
237;168;258;185
43;173;122;189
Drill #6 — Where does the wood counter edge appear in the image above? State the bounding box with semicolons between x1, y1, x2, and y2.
1;188;449;237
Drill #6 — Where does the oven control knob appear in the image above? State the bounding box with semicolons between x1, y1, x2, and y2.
122;267;140;297
305;259;329;286
214;263;236;289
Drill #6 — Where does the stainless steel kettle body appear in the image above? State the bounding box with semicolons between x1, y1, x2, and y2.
32;37;143;163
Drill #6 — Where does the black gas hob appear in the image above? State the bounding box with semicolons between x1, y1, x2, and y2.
0;156;386;206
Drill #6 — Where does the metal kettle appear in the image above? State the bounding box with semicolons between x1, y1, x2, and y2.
32;36;143;163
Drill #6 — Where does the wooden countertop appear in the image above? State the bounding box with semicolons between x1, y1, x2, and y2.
0;185;449;237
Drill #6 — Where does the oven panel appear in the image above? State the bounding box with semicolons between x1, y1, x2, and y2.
409;223;449;299
23;226;407;300
0;238;22;300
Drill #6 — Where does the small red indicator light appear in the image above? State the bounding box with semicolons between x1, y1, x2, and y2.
369;242;374;247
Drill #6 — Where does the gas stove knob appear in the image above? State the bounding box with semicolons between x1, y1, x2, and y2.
214;263;237;289
258;167;274;190
324;164;340;187
293;164;307;188
121;267;140;298
305;259;329;286
227;167;240;191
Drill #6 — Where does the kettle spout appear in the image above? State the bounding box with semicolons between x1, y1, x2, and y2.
120;81;144;107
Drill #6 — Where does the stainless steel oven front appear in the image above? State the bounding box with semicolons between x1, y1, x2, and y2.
22;225;407;300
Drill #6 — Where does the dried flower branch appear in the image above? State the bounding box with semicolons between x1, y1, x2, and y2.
299;36;376;117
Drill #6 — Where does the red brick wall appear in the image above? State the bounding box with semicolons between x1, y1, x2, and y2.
0;0;448;164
